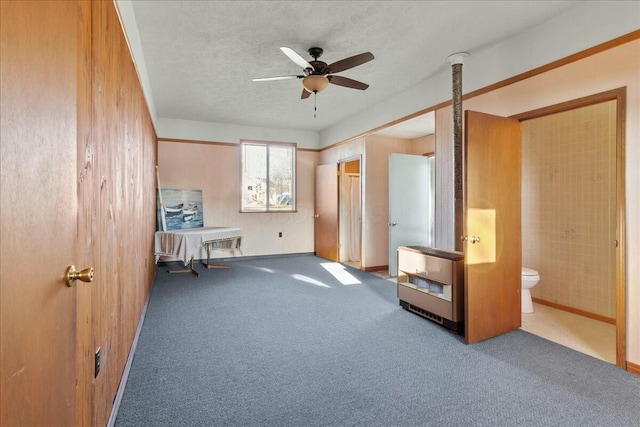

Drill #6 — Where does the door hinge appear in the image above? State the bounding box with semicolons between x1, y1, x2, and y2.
94;347;101;378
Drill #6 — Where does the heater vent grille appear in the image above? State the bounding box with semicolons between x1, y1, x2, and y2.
406;302;443;325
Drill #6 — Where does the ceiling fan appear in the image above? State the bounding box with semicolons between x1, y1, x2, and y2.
253;47;374;99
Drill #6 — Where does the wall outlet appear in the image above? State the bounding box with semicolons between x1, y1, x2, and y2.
95;347;101;378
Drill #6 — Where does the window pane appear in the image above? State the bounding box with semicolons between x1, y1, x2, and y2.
242;144;267;211
269;145;294;211
241;142;295;212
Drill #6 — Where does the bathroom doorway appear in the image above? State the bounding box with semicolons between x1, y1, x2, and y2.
513;88;626;368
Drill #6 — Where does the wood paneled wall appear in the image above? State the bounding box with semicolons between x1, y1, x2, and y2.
91;1;157;424
0;1;157;425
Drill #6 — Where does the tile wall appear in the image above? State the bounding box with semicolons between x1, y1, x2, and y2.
522;100;616;317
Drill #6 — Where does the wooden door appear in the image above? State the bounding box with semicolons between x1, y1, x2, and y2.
315;164;339;261
0;1;92;425
464;111;522;344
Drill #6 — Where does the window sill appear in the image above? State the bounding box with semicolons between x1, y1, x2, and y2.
240;210;298;213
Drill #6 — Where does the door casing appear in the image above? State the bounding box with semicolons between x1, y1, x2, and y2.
388;153;434;277
339;157;362;266
512;88;627;369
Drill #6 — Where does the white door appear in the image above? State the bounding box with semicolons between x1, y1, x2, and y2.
388;154;434;276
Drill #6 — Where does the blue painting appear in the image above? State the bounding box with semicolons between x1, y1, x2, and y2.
158;188;204;230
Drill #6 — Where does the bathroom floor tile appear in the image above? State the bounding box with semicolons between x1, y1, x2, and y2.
520;302;616;364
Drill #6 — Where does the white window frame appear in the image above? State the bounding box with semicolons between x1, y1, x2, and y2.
240;140;297;213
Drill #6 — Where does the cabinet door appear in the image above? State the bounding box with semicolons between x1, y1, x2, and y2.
464;111;522;344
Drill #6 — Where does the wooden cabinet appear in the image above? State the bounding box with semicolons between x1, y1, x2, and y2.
397;246;464;332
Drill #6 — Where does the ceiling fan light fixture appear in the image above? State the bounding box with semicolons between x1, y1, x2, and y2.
302;75;328;93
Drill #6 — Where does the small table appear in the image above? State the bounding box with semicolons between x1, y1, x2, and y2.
154;226;243;277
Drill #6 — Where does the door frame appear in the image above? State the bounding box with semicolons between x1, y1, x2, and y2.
512;87;627;369
338;156;362;268
388;153;435;277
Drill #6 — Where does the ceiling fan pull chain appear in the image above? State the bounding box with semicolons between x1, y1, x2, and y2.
314;93;317;118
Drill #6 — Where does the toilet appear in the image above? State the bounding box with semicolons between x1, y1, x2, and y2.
521;268;540;313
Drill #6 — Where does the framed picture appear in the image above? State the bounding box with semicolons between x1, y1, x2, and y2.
157;188;204;230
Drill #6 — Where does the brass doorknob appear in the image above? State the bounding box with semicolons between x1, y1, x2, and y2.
65;265;94;287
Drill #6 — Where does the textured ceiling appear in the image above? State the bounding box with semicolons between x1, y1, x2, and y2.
128;1;581;135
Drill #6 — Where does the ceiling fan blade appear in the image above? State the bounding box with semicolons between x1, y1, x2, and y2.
280;47;314;71
327;52;374;74
301;88;311;99
252;75;301;82
328;75;369;90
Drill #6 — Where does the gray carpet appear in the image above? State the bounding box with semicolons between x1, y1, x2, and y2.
116;255;640;426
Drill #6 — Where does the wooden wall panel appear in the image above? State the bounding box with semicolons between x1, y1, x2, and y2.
91;1;157;424
0;1;154;424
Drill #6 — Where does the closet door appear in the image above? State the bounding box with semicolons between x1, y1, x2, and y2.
464;111;522;344
314;164;339;261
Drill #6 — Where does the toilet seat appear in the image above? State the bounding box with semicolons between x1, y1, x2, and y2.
522;267;538;277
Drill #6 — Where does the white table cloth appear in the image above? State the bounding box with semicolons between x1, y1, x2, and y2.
154;226;243;266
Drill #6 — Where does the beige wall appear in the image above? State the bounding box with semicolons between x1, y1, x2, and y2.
321;135;426;269
434;39;639;365
523;101;616;318
410;134;436;155
158;141;318;258
362;136;390;269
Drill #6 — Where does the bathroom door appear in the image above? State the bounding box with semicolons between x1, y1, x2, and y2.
314;163;339;261
464;111;522;344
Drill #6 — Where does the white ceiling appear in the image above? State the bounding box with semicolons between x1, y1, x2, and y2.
374;112;435;139
126;1;582;138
